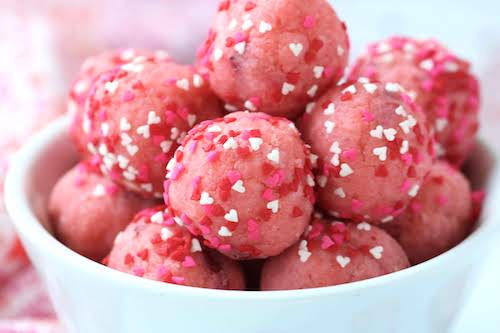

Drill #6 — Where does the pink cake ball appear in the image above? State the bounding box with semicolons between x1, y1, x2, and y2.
349;36;480;166
82;57;224;198
197;0;349;119
299;80;434;223
261;216;409;290
165;111;315;260
107;206;245;290
385;161;473;264
68;49;171;155
48;162;156;261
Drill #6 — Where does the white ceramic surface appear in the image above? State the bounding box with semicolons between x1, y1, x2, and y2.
5;117;500;333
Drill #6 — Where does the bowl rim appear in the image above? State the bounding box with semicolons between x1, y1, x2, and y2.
5;116;500;301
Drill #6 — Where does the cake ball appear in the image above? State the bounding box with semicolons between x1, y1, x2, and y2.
83;57;224;198
349;36;480;165
300;80;434;223
166;111;315;260
68;49;171;154
197;0;349;118
261;216;409;290
107;206;245;290
48;162;156;261
384;161;473;264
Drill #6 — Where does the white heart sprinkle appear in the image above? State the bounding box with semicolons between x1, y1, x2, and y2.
147;111;161;125
259;21;272;33
105;81;119;94
234;41;246;55
243;100;256;111
92;184;106;197
370;125;383;139
370;246;384;260
224;209;239;223
289;43;304;57
373;146;388;161
176;78;190;91
126;145;139;156
307;84;318;98
218;226;232;237
213;48;223;61
383;128;397;141
323;102;335;115
242;19;253;31
140;183;153;192
199;192;214;205
161;227;174;241
266;200;280;213
330;154;340;166
120;117;131;131
137;125;150;139
305;102;315;114
324;120;335;134
339;163;353;177
419;59;434;71
381;215;394;224
101;123;110;136
191;239;202;253
395;105;408;117
121;62;144;73
444;61;459;72
342;85;357;95
357;222;371;231
121;133;132;146
207;125;222;133
400;140;409;154
228;18;238;31
223;137;238;150
334;187;346;198
385;82;403;93
249;137;263;151
117;155;129;169
317;175;328;188
232;180;246;193
267;149;280;163
399;116;416;134
313;66;324;79
150;211;164;224
435;118;448;132
192;74;203;88
363;83;378;94
298;240;312;263
329;141;341;154
187;114;197;127
408;184;420;197
336;255;351;268
307;174;315;187
281;82;295;95
337;45;345;56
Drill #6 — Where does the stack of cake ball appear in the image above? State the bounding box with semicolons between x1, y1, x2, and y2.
49;0;481;290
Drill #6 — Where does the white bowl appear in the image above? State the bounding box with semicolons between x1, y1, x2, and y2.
5;117;500;333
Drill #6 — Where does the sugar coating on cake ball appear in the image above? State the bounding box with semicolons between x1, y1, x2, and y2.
349;36;480;166
165;111;315;260
68;49;171;154
261;216;409;290
48;162;156;261
197;0;349;118
385;161;473;264
107;206;245;290
299;80;434;223
82;57;224;198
